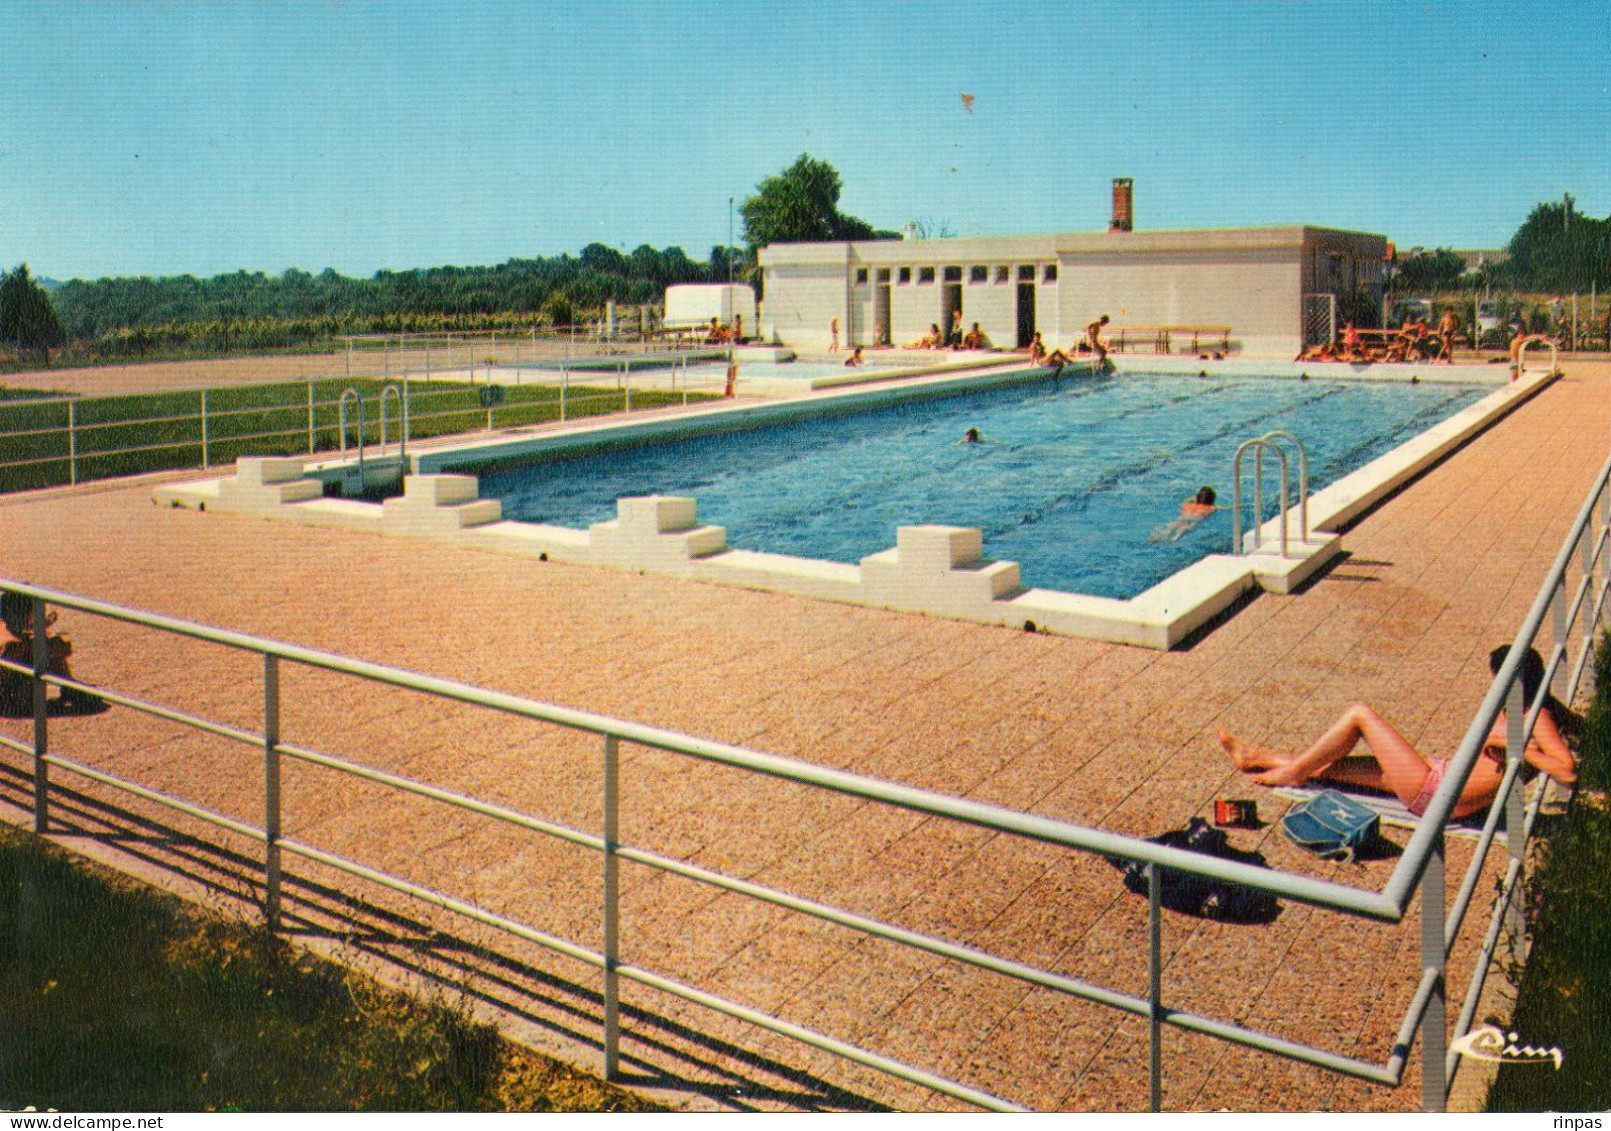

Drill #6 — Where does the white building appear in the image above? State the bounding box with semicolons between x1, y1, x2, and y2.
758;224;1386;359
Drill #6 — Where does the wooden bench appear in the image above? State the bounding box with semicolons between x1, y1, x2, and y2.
1106;325;1232;355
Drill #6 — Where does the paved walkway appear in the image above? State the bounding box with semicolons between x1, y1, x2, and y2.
1;362;1607;1111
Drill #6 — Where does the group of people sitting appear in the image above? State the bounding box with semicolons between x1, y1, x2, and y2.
901;316;989;351
1296;312;1463;365
702;315;745;345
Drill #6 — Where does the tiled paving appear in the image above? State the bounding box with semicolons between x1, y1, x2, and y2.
1;361;1607;1111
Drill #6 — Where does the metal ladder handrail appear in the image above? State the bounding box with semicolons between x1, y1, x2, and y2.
1517;335;1560;378
378;383;405;459
338;387;366;490
1232;431;1311;558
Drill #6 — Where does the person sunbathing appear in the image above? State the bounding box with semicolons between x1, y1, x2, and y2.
1219;645;1575;819
904;323;944;349
960;322;985;350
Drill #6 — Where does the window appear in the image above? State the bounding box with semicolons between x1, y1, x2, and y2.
876;267;891;283
995;265;1009;284
1043;264;1058;283
1018;265;1035;281
898;267;911;284
918;266;936;284
943;266;962;282
855;268;868;284
970;266;988;284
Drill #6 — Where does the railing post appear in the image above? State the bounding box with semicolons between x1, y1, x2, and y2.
67;401;78;485
624;362;631;413
307;381;316;454
1146;862;1163;1112
1504;680;1528;952
602;734;621;1079
560;366;568;422
1420;830;1447;1112
200;388;210;469
31;597;49;833
1551;578;1568;702
1601;482;1611;630
263;654;282;931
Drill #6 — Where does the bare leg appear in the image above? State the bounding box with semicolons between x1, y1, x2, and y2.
1228;703;1433;806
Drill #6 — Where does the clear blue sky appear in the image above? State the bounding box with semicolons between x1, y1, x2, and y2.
3;0;1608;281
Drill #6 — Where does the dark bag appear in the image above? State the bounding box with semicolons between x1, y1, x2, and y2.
1116;817;1279;923
1281;790;1379;862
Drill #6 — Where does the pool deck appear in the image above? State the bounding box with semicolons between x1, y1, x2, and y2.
1;359;1608;1112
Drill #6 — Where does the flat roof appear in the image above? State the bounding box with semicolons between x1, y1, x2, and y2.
760;224;1387;266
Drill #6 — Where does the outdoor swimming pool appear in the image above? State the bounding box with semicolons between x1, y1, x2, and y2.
475;373;1487;599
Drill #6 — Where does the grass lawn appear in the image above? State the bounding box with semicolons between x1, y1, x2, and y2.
1485;634;1611;1111
0;823;660;1112
0;378;714;493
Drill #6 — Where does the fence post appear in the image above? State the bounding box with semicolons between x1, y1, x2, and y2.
201;389;210;469
31;597;49;833
1420;832;1448;1112
1583;521;1597;692
307;381;316;454
67;401;78;485
1504;680;1527;951
561;366;568;422
602;733;621;1079
263;654;282;931
624;361;631;413
1146;862;1163;1112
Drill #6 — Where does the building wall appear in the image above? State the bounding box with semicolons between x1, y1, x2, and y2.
756;244;850;351
759;226;1386;357
1056;249;1303;357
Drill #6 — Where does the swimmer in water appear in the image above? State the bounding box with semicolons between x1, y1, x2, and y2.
959;426;983;444
1149;486;1220;542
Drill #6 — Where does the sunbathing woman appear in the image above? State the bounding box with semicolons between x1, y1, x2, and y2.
1220;646;1574;819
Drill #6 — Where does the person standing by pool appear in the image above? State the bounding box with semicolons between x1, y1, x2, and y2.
1436;310;1458;363
829;317;840;353
1086;315;1112;368
1028;331;1047;366
947;309;964;348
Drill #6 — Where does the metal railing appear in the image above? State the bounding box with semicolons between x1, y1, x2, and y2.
0;361;727;493
0;448;1606;1110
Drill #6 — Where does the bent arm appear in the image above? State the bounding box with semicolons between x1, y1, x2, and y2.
1525;708;1576;785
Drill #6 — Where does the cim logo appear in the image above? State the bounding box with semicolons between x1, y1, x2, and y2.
1449;1025;1562;1069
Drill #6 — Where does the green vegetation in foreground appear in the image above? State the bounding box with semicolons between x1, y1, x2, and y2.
0;823;660;1112
1486;632;1611;1111
0;377;715;493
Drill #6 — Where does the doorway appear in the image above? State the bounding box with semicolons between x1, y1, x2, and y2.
1016;282;1037;347
874;284;892;346
941;283;963;344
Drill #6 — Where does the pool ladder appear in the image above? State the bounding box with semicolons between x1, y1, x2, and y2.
337;383;406;491
1231;431;1309;558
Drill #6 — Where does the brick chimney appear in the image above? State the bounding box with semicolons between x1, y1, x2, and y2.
1110;178;1134;232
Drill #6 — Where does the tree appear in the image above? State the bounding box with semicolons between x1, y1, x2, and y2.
738;154;888;248
1389;248;1466;293
0;263;67;360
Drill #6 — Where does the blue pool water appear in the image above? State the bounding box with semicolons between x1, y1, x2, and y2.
476;373;1486;599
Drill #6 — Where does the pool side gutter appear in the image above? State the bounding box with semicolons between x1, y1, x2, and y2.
151;369;1557;650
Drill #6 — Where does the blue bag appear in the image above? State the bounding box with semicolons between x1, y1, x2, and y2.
1281;790;1379;862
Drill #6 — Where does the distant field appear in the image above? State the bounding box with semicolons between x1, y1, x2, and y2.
0;378;715;494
